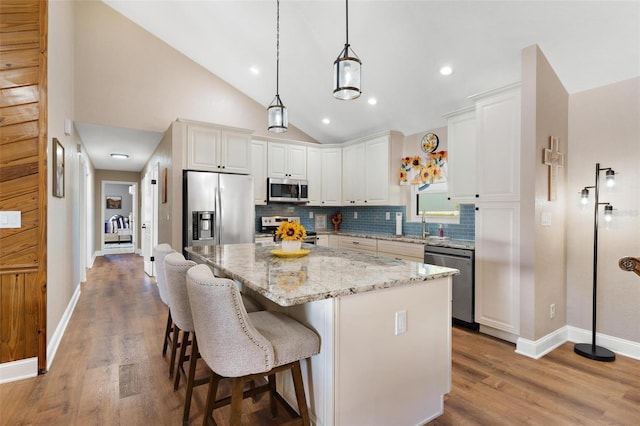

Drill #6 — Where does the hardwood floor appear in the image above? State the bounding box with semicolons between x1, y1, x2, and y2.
1;253;639;425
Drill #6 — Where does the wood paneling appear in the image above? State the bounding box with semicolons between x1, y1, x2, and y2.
0;0;47;372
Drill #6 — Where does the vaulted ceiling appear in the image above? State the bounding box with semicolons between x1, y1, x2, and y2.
80;1;640;171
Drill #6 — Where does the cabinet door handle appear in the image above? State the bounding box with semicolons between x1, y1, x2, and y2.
475;194;479;198
475;207;479;211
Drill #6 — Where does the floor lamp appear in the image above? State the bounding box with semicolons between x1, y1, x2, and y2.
574;163;616;362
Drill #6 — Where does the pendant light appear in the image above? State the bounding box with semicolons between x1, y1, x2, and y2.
268;0;288;133
333;0;361;100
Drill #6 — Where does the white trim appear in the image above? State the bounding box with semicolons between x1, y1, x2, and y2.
0;358;38;384
567;326;640;361
479;324;519;344
46;284;81;371
513;325;640;361
516;326;569;359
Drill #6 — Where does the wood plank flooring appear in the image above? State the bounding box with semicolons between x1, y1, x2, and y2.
1;253;639;425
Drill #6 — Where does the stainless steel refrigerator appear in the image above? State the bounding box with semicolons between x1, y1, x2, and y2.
183;170;255;250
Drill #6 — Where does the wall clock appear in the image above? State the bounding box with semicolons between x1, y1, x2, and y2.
421;132;439;153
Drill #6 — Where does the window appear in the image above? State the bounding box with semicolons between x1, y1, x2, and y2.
409;181;460;224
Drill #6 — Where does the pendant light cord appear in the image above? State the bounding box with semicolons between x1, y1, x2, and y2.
276;0;280;96
345;0;350;49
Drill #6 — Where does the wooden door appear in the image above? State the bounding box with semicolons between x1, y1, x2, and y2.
0;0;48;372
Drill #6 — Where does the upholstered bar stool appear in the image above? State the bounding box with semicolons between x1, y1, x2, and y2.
186;264;320;426
153;243;178;377
165;254;265;425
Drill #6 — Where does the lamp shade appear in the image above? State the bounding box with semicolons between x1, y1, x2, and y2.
333;46;361;100
268;95;288;133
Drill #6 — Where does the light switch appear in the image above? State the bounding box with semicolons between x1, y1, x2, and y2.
0;211;21;228
541;211;552;227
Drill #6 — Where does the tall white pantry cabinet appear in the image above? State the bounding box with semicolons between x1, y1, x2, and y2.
447;83;521;340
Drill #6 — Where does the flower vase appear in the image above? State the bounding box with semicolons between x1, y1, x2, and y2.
281;240;302;253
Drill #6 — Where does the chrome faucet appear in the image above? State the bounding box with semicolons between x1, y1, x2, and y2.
421;214;430;238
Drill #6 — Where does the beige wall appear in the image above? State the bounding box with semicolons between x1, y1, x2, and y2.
74;1;316;144
93;170;142;253
47;0;80;350
520;45;569;340
567;77;640;343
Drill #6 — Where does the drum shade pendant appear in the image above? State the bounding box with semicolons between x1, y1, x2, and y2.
333;0;361;100
268;0;288;133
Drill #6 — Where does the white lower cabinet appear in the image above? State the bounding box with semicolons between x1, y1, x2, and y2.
474;202;520;336
338;236;377;254
376;240;424;263
316;234;328;247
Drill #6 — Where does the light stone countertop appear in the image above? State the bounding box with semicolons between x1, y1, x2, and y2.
318;231;475;250
186;243;459;307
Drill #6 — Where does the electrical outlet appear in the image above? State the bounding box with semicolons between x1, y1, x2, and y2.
354;211;358;219
309;211;314;219
395;310;407;335
550;303;556;319
385;212;390;220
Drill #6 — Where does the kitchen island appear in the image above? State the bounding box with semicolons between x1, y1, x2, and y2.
186;243;459;426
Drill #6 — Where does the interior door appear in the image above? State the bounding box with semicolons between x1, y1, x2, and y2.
141;167;158;276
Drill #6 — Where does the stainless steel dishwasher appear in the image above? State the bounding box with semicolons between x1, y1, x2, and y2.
424;245;477;330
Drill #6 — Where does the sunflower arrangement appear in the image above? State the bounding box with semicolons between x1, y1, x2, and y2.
275;221;307;241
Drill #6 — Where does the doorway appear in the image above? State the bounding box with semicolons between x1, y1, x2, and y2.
101;180;138;254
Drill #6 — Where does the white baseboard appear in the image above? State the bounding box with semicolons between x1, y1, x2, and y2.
516;326;569;359
0;358;38;384
479;324;519;344
514;325;640;361
88;252;96;268
567;326;640;360
46;283;81;371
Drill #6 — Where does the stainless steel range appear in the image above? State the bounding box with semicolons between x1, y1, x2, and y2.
261;216;317;244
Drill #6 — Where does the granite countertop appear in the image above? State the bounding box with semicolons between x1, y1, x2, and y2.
316;231;475;250
186;243;459;307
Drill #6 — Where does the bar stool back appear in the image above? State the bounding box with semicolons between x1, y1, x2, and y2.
186;264;320;426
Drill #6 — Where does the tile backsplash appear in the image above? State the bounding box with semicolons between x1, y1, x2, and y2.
255;204;475;241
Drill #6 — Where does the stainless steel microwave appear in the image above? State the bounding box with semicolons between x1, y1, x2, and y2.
267;177;309;203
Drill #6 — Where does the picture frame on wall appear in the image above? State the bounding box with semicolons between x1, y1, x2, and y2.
53;138;65;198
106;196;122;209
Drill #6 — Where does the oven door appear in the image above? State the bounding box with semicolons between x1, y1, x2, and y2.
268;178;309;203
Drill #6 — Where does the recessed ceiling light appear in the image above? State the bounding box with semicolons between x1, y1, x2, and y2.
368;97;377;105
250;66;260;75
440;66;453;76
110;153;129;159
322;118;331;124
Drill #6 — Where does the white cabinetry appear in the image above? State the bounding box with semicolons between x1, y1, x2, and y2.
185;122;252;174
342;132;402;205
316;234;328;247
470;83;521;202
307;146;322;205
474;203;520;337
444;107;477;202
251;140;268;205
342;143;365;204
377;240;425;263
268;142;307;179
321;147;342;206
338;236;377;254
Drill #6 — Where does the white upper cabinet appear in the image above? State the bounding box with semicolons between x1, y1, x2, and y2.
321;147;342;206
268;142;307;179
185;122;252;174
251;140;268;205
444;107;477;203
307;146;322;205
342;132;402;206
470;84;521;202
342;143;365;204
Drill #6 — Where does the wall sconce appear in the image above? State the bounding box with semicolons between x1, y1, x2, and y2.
575;163;617;362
